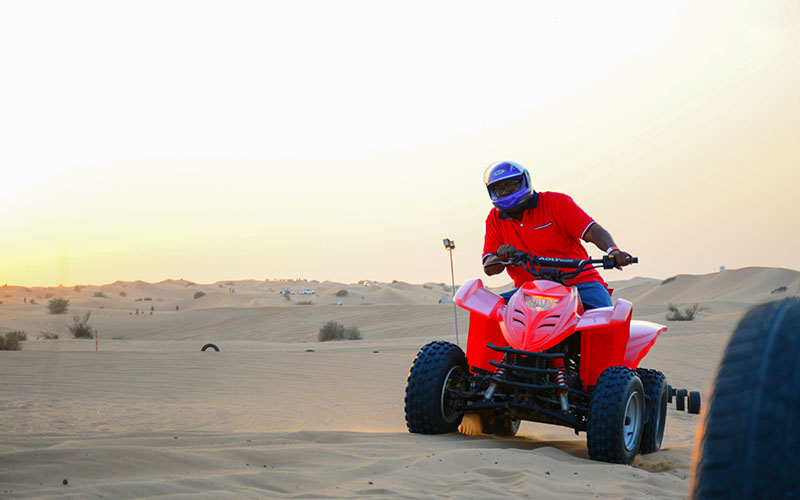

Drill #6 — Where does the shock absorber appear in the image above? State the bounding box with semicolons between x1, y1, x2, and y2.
484;353;509;401
551;357;569;411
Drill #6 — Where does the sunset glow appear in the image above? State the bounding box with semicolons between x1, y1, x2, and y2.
1;0;797;287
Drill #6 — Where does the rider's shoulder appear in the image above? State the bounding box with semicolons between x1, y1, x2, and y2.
540;191;578;206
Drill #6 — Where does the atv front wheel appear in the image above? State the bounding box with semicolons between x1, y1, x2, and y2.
405;341;467;434
587;366;645;464
636;368;667;454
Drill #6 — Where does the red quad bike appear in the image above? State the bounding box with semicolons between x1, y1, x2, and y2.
404;250;668;464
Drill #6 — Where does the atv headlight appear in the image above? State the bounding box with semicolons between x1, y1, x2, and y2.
524;294;561;311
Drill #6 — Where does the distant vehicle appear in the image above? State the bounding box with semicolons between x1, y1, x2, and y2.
280;289;294;295
298;289;316;295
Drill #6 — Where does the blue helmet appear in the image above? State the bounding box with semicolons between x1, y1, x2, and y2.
483;160;534;212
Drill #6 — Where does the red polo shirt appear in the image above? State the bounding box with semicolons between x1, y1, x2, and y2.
483;191;606;288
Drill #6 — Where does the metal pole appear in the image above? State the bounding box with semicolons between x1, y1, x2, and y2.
449;248;459;346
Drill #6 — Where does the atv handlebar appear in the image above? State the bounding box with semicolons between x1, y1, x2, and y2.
499;250;637;284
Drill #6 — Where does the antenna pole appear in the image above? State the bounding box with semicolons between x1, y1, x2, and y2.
442;238;459;345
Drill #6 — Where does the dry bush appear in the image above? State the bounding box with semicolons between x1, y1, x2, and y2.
38;331;59;340
771;286;787;294
47;297;69;314
68;312;94;338
661;276;677;285
93;291;106;298
666;303;707;321
319;321;362;341
335;289;348;297
0;331;27;350
193;291;206;299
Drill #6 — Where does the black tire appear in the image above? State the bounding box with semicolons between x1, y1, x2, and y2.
201;343;219;352
637;368;668;454
405;341;468;434
481;416;521;437
688;391;701;415
667;384;673;403
691;298;800;500
587;366;645;464
676;389;687;411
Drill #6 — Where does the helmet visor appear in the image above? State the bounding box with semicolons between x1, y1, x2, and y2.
489;178;523;199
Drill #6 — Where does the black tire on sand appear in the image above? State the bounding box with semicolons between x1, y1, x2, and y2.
405;341;467;434
587;366;645;464
637;368;668;454
691;297;800;500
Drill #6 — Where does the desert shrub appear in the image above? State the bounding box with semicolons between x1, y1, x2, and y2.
423;284;433;289
771;286;788;294
143;297;152;301
119;291;127;297
193;291;206;299
30;298;37;305
47;297;69;314
666;303;707;321
661;276;677;285
68;312;94;338
0;331;26;350
283;293;291;301
74;285;82;292
319;321;362;341
344;326;362;340
296;300;314;305
45;292;55;298
38;331;59;340
93;291;106;298
8;331;27;341
335;289;348;297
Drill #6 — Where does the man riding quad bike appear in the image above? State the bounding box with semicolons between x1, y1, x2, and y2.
404;161;667;464
404;250;667;464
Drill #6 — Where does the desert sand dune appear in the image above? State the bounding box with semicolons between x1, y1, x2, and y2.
1;267;796;499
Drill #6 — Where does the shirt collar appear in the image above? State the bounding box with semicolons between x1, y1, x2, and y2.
498;191;539;219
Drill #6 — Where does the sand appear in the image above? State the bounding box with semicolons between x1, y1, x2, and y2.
1;268;798;499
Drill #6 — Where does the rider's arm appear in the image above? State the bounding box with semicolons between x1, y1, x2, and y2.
483;244;518;276
583;223;633;269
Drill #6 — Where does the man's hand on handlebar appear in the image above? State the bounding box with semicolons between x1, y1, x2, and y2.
608;249;635;269
495;244;517;261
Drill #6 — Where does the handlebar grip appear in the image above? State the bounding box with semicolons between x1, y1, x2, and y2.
632;257;638;264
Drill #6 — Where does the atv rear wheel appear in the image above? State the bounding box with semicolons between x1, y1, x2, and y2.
636;368;667;454
481;415;521;437
587;366;645;464
405;341;468;434
690;298;800;499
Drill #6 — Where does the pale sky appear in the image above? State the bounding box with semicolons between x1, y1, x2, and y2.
1;0;798;287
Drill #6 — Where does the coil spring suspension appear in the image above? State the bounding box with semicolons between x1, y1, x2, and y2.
551;357;570;411
484;353;512;400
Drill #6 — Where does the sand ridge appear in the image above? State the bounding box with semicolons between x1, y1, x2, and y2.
1;267;798;498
